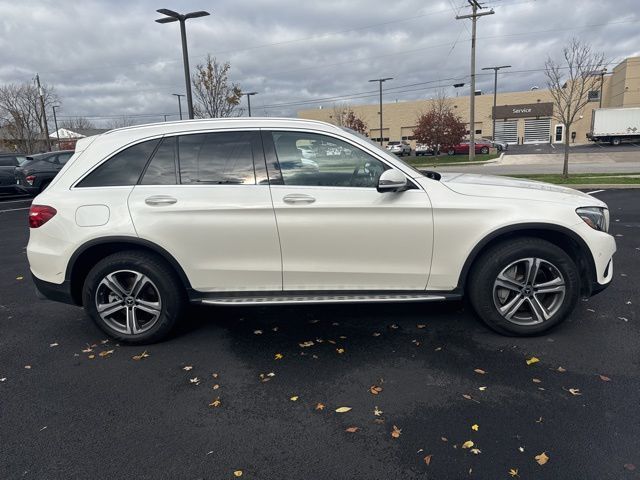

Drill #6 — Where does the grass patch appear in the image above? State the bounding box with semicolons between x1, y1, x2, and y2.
407;153;499;166
507;173;640;185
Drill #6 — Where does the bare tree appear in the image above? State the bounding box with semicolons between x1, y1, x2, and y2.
105;116;139;129
545;39;605;178
60;116;96;131
331;104;368;134
192;55;243;118
0;81;58;153
413;91;466;154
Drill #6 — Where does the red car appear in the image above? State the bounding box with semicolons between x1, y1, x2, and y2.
445;141;492;155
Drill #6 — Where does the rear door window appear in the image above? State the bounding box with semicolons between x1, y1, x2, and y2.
77;139;160;187
141;137;177;185
0;157;18;167
178;131;258;185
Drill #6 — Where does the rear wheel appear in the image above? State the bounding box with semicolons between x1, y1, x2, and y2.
611;137;621;146
83;251;185;344
468;238;580;336
480;146;489;154
448;148;455;156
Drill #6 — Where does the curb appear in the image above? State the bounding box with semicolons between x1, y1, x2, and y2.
569;184;640;190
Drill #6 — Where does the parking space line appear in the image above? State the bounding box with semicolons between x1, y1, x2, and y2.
586;189;606;195
0;207;30;213
0;198;32;204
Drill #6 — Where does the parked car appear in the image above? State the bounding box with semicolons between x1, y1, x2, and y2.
483;138;508;152
386;141;411;156
15;150;75;195
415;143;436;156
27;118;615;344
0;153;27;195
445;140;493;155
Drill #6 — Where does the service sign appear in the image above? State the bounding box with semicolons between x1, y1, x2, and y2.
493;102;553;119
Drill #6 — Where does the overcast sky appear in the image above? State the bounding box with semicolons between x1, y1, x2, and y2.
1;0;638;126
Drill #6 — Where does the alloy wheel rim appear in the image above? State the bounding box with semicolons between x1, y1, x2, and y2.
492;257;566;326
95;270;162;335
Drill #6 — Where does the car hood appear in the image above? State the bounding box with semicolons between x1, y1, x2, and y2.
435;172;605;207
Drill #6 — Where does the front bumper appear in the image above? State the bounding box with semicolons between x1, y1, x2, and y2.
32;274;78;306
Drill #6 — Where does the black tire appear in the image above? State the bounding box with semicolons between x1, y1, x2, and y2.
83;250;186;344
467;237;580;336
480;146;489;154
611;138;621;146
448;148;455;156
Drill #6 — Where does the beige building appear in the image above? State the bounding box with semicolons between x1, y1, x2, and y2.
299;57;640;147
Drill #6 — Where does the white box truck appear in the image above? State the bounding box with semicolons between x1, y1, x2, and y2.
587;107;640;145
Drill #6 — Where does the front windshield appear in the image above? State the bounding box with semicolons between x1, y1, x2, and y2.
340;127;425;178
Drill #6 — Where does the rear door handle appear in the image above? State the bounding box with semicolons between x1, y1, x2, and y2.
283;193;316;204
145;195;177;206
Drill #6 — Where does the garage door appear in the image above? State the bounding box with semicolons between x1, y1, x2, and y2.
524;118;551;144
494;120;518;145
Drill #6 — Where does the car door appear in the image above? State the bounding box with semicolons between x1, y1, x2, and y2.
127;130;282;293
0;156;19;192
264;129;433;292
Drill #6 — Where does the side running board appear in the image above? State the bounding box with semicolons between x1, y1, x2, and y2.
196;292;460;306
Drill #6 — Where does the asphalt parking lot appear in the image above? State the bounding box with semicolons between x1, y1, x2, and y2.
1;190;638;480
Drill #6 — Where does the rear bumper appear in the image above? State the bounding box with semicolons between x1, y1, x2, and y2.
32;274;78;306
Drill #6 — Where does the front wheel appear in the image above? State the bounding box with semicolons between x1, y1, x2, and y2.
83;251;185;344
480;146;489;154
447;148;455;156
468;238;580;336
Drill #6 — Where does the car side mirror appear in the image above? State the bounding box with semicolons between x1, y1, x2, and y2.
377;169;408;193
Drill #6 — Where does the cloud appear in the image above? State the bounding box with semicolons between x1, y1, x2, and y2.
0;0;638;125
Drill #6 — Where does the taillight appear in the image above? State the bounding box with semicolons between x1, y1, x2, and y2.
29;205;57;228
26;175;36;186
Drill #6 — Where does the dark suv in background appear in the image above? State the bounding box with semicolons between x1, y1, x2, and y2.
15;150;74;195
0;153;27;195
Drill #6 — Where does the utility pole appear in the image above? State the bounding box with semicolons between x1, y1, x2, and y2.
156;9;211;119
481;65;511;142
456;1;494;161
35;74;52;152
368;77;393;146
598;68;607;108
172;93;185;120
242;92;258;117
52;105;60;150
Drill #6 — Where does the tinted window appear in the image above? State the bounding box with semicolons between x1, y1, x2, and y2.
77;139;160;187
178;131;257;185
57;153;73;165
0;157;17;167
271;132;387;188
141;137;177;185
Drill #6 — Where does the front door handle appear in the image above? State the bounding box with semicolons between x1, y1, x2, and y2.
145;195;177;206
283;193;316;204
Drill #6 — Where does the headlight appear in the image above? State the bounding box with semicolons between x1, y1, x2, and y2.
576;207;609;232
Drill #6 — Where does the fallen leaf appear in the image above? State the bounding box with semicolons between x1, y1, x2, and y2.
209;398;221;408
535;452;549;465
417;324;426;329
132;351;150;361
470;448;482;455
372;332;381;337
536;416;543;423
519;447;525;452
233;470;243;477
532;378;542;383
290;395;299;401
336;348;345;354
299;341;314;348
374;406;383;416
423;454;433;465
556;366;566;372
190;377;200;384
474;369;486;375
369;385;383;395
391;425;402;438
441;437;448;442
212;373;219;378
0;378;6;382
345;426;359;433
315;403;325;411
462;394;480;403
462;440;474;449
16;276;23;280
471;424;479;431
526;356;540;365
509;468;519;477
98;350;114;357
598;374;611;382
49;342;59;348
82;347;93;353
478;386;487;391
335;407;352;413
254;330;263;335
88;354;95;359
390;324;399;329
274;353;283;360
624;463;636;471
567;388;582;396
182;365;193;371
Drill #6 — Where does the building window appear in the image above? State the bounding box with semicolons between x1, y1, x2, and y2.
588;90;600;102
401;135;415;141
475;129;482;135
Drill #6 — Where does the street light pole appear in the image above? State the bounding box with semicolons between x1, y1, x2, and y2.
35;74;52;152
598;68;607;108
52;105;60;150
368;77;393;146
456;1;494;161
481;65;511;142
172;93;185;120
243;92;258;117
156;9;210;120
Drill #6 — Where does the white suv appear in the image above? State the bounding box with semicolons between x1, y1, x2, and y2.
27;118;616;344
